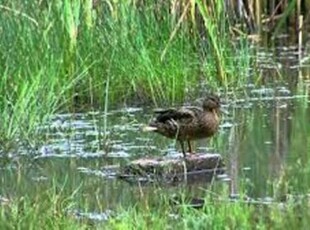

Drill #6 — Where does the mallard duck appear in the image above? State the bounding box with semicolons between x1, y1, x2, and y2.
144;95;221;157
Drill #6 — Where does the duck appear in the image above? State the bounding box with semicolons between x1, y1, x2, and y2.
143;95;221;157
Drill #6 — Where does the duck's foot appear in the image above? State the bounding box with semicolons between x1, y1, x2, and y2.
181;152;196;158
187;152;196;157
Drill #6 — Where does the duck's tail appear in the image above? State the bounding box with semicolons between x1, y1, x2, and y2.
141;125;158;132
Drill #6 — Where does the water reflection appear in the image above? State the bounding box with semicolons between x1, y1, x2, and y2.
0;83;309;221
227;93;309;198
1;88;310;204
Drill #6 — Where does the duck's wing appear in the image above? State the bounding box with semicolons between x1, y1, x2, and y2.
154;106;202;123
182;106;203;117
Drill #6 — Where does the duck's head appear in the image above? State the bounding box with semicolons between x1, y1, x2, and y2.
202;95;220;111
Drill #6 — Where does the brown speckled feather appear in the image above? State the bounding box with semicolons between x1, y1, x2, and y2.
146;95;221;157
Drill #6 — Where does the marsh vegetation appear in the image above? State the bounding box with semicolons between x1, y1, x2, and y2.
0;0;310;229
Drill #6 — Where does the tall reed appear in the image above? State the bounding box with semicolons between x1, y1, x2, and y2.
0;1;253;147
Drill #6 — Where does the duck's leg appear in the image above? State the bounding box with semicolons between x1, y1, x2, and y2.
179;140;186;158
187;140;193;154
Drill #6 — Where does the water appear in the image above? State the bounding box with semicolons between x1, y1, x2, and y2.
1;43;310;221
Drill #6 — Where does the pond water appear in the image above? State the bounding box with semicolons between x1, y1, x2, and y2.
1;42;310;221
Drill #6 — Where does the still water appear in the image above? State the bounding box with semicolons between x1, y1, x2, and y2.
1;44;310;220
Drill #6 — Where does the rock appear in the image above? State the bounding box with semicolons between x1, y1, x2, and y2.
119;153;225;184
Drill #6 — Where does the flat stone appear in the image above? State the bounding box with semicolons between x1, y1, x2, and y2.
119;153;225;183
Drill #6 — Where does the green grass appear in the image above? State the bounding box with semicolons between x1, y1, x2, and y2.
2;187;310;230
0;190;87;230
1;2;308;228
0;1;253;147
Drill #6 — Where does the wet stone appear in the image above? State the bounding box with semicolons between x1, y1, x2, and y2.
119;153;225;184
